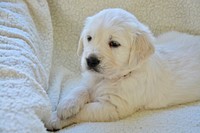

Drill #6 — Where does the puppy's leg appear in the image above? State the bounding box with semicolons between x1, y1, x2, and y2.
57;87;90;120
52;101;127;129
73;102;120;122
45;111;76;131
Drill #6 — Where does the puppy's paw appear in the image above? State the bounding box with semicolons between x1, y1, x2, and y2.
57;97;81;120
45;112;62;131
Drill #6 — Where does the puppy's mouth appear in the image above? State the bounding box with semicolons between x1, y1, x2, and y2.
87;67;101;73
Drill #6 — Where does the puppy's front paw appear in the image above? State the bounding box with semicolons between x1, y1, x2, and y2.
45;112;62;131
57;97;81;120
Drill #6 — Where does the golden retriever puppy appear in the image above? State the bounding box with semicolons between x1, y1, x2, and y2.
46;8;200;130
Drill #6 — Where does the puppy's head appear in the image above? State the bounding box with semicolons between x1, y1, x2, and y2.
78;8;154;78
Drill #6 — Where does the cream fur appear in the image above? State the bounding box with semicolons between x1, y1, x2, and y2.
45;8;200;130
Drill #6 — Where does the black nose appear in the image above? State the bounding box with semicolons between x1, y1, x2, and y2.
86;56;100;68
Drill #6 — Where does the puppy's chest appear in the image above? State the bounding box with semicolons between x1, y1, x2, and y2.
88;79;121;101
88;78;139;103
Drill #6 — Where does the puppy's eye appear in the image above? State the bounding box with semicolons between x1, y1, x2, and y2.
87;35;92;42
109;40;121;48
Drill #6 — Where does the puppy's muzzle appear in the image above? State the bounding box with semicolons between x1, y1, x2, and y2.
86;55;100;71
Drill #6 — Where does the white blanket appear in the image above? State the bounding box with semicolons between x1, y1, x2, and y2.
1;0;200;133
0;0;53;133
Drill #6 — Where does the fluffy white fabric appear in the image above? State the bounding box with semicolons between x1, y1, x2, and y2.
0;0;53;133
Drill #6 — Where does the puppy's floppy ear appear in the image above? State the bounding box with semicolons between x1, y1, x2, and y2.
77;33;84;56
77;17;92;56
129;31;155;68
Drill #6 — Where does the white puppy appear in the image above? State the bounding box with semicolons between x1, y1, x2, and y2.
46;8;200;130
